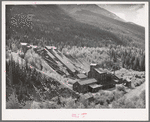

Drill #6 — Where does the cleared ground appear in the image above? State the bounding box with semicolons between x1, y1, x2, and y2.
125;82;145;99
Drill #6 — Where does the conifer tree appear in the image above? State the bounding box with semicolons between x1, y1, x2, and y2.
140;55;145;71
125;55;130;68
133;56;139;70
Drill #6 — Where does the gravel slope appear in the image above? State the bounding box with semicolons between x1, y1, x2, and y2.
125;82;145;99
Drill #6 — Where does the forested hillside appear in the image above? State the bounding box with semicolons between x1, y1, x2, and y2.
6;5;145;50
60;4;145;49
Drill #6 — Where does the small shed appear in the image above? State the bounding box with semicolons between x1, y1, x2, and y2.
73;78;97;93
20;42;30;53
82;93;94;102
88;84;103;93
126;78;131;88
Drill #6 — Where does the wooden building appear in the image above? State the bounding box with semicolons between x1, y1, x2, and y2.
20;42;30;54
82;93;94;102
88;64;111;84
73;78;97;93
88;64;116;89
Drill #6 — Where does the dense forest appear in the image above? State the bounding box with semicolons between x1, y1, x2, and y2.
6;5;145;49
6;59;145;109
62;45;145;71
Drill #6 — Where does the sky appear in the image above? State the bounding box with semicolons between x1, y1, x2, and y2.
98;4;146;27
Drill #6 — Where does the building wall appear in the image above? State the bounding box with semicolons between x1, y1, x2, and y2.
81;85;88;93
73;81;98;93
102;84;115;90
21;45;29;54
73;82;88;93
88;69;112;85
88;71;92;78
73;82;80;92
88;86;102;93
126;82;131;88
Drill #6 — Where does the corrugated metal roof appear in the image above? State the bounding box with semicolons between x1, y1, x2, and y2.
45;46;77;73
77;73;87;79
51;48;76;73
78;78;97;85
45;48;55;59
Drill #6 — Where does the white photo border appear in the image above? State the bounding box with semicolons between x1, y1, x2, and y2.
2;1;149;121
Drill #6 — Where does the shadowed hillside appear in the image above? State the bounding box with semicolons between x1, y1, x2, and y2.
60;4;145;49
6;5;145;49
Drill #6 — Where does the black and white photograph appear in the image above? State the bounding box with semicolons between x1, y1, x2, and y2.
2;1;149;121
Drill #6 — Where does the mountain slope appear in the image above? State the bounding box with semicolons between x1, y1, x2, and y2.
6;5;145;49
59;4;145;49
59;4;125;21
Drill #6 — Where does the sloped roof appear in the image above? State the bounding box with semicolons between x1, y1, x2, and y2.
78;78;97;85
45;46;57;49
20;43;28;45
30;45;37;48
89;84;102;88
114;80;119;83
77;73;87;79
94;68;105;74
126;78;131;82
50;48;76;73
90;63;97;66
82;93;93;99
